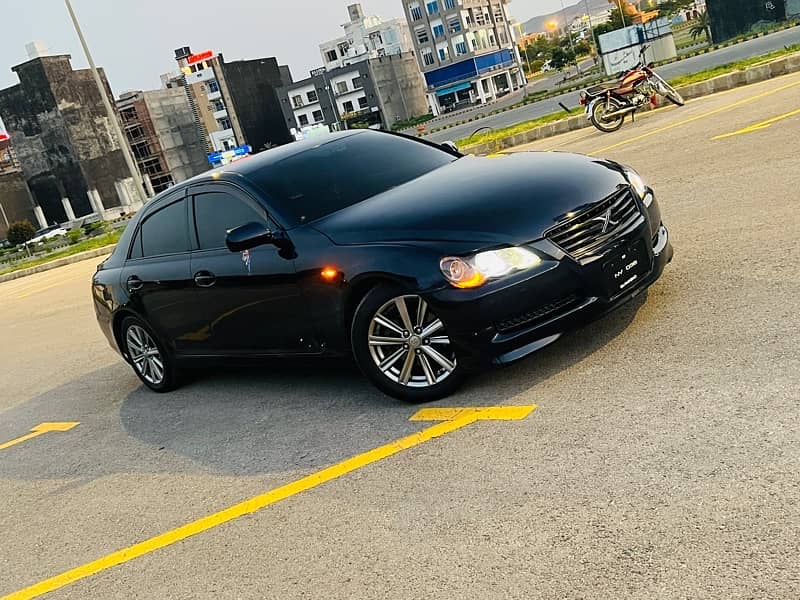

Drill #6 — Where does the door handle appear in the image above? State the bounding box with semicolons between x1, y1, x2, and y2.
194;271;216;288
126;276;143;292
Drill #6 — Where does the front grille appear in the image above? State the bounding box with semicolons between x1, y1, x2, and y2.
546;187;641;259
496;294;581;333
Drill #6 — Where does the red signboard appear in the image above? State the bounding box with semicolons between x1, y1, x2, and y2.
187;50;214;65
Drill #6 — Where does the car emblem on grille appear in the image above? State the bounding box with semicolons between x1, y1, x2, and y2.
591;208;619;234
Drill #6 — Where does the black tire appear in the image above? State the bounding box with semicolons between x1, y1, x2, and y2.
120;316;180;393
590;98;626;133
351;284;467;402
664;87;685;107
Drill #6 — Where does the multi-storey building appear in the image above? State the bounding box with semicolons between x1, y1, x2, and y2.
116;89;209;194
169;47;294;165
320;3;416;69
402;0;525;114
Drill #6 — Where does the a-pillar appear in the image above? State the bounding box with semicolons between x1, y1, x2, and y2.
33;205;47;228
61;198;76;222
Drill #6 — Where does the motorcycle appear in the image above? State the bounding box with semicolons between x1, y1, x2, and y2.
580;45;685;133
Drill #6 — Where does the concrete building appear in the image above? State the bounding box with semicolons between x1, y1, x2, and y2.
167;47;293;166
116;89;208;194
0;50;138;226
279;52;429;135
0;141;38;240
402;0;526;114
320;3;416;69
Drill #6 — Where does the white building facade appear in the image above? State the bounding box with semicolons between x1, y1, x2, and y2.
402;0;525;115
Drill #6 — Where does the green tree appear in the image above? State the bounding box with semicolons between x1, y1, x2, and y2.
657;0;695;16
689;11;713;44
550;46;576;70
7;220;36;246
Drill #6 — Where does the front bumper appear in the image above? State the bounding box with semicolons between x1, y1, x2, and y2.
428;208;672;367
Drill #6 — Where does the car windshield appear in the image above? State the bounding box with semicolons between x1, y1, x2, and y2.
248;133;457;225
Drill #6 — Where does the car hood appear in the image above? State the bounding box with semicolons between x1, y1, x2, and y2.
312;152;630;247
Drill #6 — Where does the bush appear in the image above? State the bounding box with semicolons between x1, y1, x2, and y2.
83;220;108;236
67;229;82;245
7;220;36;246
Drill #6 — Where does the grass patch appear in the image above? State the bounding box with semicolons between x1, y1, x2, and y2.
669;44;800;87
0;230;122;275
391;113;435;131
458;108;582;147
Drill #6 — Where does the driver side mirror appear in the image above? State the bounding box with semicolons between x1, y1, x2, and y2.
440;141;459;155
226;222;276;252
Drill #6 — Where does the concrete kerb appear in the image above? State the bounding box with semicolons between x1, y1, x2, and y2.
0;245;116;284
460;52;800;155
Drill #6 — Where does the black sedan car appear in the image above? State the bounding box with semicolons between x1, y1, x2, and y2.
92;130;672;402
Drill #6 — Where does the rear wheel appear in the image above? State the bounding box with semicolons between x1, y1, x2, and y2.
590;98;626;133
120;316;180;392
351;285;467;402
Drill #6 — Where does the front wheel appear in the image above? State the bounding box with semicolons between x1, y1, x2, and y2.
652;75;684;106
351;285;467;402
590;98;626;133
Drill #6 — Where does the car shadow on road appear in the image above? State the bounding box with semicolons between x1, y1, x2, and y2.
0;294;646;480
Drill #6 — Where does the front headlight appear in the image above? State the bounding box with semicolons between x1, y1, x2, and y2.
440;247;542;289
625;168;648;202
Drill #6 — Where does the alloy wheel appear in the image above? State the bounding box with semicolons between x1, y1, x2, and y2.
125;324;165;385
367;295;457;388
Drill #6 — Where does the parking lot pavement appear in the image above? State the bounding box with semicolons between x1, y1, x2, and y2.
1;72;799;599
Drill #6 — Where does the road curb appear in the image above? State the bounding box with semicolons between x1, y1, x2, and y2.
0;245;116;284
461;51;800;155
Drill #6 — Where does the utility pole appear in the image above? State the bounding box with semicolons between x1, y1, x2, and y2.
617;0;628;28
559;0;581;74
584;0;600;56
64;0;148;206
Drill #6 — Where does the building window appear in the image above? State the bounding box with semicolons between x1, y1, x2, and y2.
352;77;362;89
426;0;439;15
432;23;445;38
312;110;324;122
438;45;449;61
307;89;318;103
342;100;355;113
409;3;423;20
292;95;303;108
358;96;368;109
212;99;224;112
298;114;309;126
219;117;232;130
336;81;348;94
415;27;429;44
443;0;456;9
454;41;468;55
325;49;338;62
207;80;220;93
447;15;462;33
494;7;505;22
422;48;436;66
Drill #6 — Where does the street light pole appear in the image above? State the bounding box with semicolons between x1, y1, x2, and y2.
617;0;628;28
584;0;600;56
559;0;581;74
64;0;147;206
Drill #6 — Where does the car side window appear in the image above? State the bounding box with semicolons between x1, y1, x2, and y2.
192;191;269;251
139;198;190;258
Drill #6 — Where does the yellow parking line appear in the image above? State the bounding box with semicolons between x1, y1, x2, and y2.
1;405;535;600
0;423;80;451
593;78;800;154
711;107;800;139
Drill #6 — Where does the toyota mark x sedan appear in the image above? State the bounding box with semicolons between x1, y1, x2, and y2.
92;130;672;402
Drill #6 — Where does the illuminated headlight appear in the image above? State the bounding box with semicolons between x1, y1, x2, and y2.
440;247;542;289
625;168;650;205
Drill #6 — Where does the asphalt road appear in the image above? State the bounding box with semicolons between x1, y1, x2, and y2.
1;71;800;599
425;26;800;143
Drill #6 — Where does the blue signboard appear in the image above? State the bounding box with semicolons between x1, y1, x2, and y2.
207;144;252;165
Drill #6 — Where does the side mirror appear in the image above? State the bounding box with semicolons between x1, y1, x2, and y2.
440;141;459;155
226;222;275;252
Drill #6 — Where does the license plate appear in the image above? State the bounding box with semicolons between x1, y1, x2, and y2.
602;241;649;295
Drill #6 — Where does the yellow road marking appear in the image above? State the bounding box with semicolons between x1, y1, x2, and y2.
711;107;800;139
0;422;80;451
593;78;800;154
2;405;535;600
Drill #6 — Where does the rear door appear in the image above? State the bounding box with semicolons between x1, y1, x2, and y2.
185;182;313;355
119;191;196;352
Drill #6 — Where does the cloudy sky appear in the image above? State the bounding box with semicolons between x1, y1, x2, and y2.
1;0;564;94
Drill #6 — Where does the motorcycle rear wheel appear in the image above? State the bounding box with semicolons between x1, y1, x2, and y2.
591;99;626;133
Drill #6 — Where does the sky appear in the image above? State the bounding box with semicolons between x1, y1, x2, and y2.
0;0;564;94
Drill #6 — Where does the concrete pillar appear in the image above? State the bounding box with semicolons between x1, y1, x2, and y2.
505;71;513;92
143;174;155;198
33;205;47;228
115;180;131;207
477;79;487;104
61;197;76;222
487;76;497;100
91;189;105;215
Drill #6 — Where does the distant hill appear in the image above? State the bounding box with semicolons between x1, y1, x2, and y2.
522;0;613;34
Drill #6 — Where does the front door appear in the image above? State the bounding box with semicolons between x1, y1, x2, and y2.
183;183;313;355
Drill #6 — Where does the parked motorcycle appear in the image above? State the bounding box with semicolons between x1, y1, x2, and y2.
580;45;685;133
